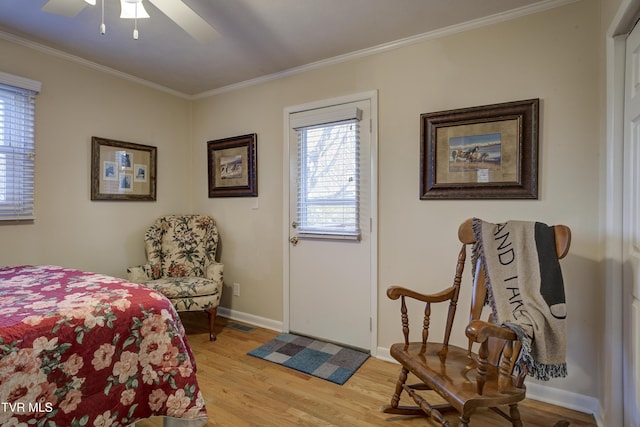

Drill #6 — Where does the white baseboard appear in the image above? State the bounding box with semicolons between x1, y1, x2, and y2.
525;382;602;426
216;311;602;425
376;346;393;362
217;306;283;332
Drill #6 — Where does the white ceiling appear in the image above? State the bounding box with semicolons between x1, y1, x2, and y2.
0;0;558;97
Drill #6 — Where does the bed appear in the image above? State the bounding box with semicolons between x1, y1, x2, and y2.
0;265;208;427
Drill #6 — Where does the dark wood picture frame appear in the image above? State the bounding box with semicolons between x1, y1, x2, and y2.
91;136;157;201
207;133;258;197
420;98;539;199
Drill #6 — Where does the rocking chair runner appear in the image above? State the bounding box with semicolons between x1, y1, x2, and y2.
382;218;571;427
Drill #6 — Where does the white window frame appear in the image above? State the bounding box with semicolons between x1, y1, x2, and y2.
0;71;41;221
291;105;362;240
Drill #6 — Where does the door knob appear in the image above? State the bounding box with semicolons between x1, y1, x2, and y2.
290;236;299;245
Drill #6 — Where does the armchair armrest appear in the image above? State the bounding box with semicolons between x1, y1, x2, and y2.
205;261;224;293
386;285;456;303
126;264;155;283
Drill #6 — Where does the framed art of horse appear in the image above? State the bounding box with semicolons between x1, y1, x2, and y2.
420;99;539;200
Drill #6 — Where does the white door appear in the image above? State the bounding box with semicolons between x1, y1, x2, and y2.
287;96;374;351
623;21;640;427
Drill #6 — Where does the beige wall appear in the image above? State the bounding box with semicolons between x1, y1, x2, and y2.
0;0;601;406
0;38;192;278
603;0;622;26
192;0;600;399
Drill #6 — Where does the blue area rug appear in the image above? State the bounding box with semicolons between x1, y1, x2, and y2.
247;333;369;385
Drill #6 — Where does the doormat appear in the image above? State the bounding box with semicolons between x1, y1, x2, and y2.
247;333;369;385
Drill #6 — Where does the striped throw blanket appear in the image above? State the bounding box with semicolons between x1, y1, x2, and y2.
471;218;568;381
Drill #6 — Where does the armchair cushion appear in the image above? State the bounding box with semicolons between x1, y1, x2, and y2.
145;277;221;311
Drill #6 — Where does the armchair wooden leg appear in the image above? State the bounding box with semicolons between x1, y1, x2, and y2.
206;307;217;341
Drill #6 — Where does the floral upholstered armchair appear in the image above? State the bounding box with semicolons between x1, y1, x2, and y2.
127;215;223;341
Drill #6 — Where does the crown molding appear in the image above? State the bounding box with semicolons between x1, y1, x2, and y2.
1;0;577;100
194;0;578;99
0;29;190;99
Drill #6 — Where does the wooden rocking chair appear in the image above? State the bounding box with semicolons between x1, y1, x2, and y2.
382;218;571;427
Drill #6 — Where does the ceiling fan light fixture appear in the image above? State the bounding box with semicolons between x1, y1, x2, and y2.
75;0;218;43
120;0;150;19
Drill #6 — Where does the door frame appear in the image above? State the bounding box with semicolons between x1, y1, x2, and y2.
606;2;640;426
282;90;379;355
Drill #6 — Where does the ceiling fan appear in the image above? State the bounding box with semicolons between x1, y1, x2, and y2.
42;0;220;43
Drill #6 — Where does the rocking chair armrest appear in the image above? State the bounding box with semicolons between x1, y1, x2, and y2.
465;320;518;343
386;285;456;303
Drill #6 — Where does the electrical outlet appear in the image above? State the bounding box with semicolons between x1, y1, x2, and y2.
233;282;240;296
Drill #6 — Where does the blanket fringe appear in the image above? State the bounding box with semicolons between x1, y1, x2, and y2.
505;323;568;381
471;218;495;310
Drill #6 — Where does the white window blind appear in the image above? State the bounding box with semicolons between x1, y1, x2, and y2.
0;72;41;220
292;105;362;240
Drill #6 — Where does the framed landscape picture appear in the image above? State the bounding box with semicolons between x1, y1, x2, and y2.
207;133;257;197
420;99;539;199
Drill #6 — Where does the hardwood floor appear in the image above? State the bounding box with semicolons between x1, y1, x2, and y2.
137;315;597;427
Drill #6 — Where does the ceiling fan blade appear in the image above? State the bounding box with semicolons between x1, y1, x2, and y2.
42;0;87;17
148;0;220;44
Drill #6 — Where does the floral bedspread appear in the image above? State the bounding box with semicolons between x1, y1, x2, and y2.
0;265;207;427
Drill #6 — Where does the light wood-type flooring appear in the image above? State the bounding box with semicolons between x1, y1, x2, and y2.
136;315;597;427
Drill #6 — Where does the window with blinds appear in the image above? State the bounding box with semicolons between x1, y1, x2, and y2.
292;105;362;240
0;72;41;220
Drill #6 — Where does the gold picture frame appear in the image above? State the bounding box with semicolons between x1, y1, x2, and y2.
207;133;258;197
91;136;157;201
420;99;539;199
